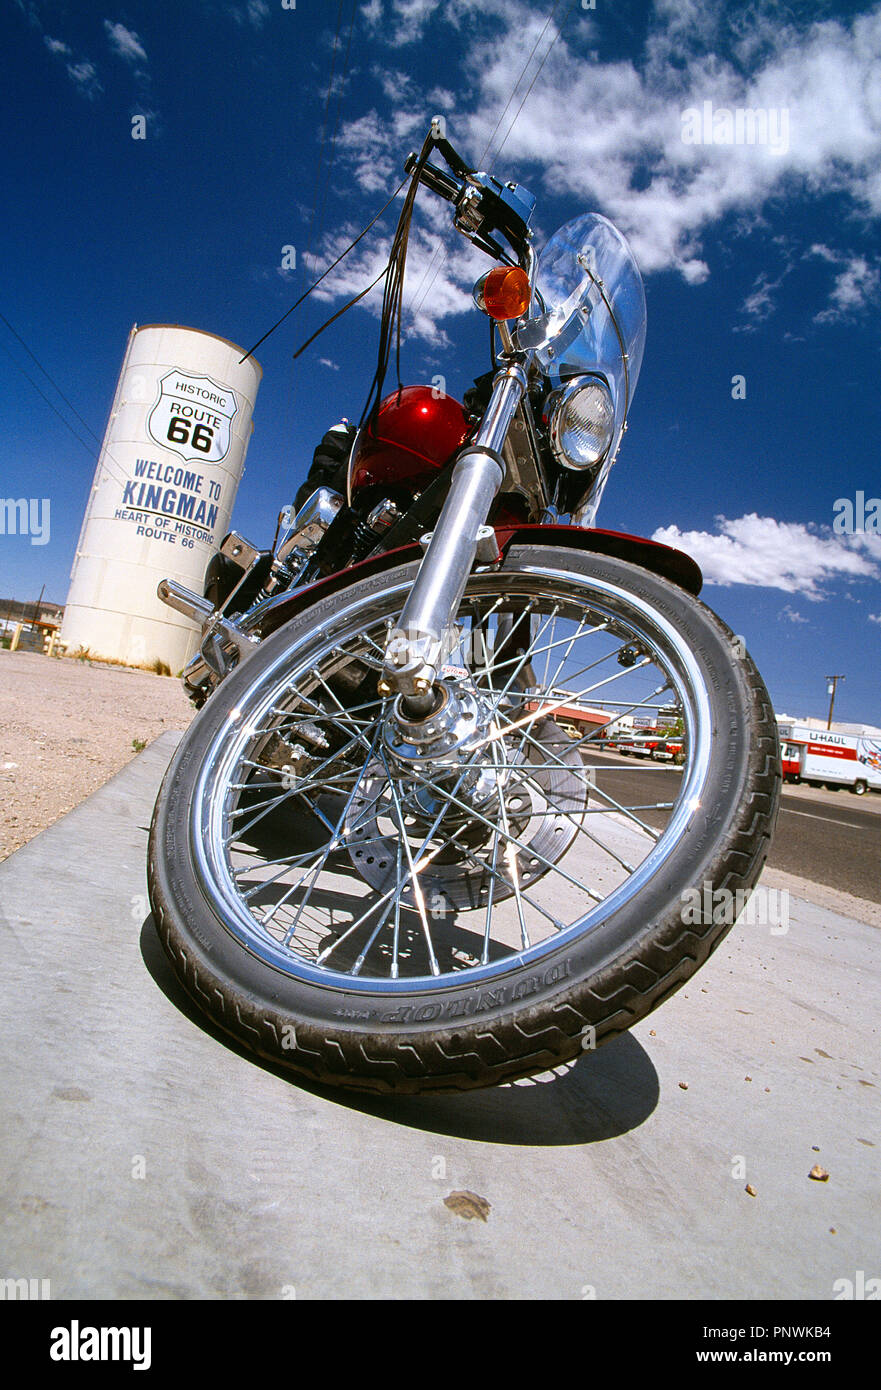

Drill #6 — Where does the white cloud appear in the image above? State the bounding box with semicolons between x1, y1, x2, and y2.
652;514;881;600
869;612;881;625
381;0;444;47
319;358;340;370
337;109;424;193
103;21;148;66
814;253;880;323
373;65;420;106
469;4;881;280
741;272;778;321
34;18;103;99
301;184;495;347
228;1;270;29
295;2;881;347
781;604;809;624
343;0;881;298
66;61;102;100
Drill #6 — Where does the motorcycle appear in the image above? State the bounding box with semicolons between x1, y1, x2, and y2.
148;123;780;1094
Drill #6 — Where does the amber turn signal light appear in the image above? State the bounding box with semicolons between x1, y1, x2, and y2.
478;266;531;321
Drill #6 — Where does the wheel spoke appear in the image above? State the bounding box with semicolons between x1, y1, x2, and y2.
226;733;365;838
380;755;440;976
400;758;606;902
491;738;530;949
192;563;711;990
490;716;665;844
261;737;380;936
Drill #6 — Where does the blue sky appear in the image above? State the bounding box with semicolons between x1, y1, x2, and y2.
1;0;879;725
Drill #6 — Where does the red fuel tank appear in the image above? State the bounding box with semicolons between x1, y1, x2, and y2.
349;385;470;497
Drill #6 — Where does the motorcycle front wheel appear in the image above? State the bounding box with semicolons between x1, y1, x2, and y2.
148;545;780;1094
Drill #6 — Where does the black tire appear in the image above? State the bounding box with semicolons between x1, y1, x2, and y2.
148;546;780;1095
853;780;867;796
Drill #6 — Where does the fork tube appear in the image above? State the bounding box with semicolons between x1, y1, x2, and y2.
381;361;528;702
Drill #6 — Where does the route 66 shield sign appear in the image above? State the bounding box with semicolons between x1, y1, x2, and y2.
147;369;238;465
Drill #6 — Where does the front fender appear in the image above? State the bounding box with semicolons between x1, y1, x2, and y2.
494;524;702;595
250;522;701;640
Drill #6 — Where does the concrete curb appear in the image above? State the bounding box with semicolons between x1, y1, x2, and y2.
0;733;877;1299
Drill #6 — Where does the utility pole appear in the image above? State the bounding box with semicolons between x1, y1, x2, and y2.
825;674;845;730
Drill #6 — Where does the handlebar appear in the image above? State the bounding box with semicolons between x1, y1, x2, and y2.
403;151;463;206
405;127;536;267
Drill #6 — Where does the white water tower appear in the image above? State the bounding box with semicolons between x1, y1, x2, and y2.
61;324;261;671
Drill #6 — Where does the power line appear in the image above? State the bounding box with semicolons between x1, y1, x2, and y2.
312;0;358;255
409;0;578;326
0;310;103;449
0;341;98;462
0;316;148;500
488;0;577;170
480;0;569;167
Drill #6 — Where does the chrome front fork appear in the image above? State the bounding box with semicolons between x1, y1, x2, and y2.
379;361;528;707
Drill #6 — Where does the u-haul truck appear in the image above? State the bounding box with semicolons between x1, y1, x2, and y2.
778;723;881;795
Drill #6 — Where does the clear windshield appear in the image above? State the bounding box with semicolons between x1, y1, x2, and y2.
516;213;647;423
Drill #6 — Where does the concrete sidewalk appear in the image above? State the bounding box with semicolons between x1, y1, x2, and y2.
0;732;877;1300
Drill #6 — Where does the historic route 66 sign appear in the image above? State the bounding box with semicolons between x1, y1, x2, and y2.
147;369;238;465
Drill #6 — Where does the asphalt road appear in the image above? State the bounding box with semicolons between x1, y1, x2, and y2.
587;751;881;904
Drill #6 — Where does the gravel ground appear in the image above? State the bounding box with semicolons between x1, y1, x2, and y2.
0;650;193;861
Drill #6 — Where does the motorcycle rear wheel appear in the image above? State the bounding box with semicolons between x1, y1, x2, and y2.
148;545;780;1094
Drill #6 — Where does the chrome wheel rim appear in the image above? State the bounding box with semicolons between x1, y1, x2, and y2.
191;564;714;993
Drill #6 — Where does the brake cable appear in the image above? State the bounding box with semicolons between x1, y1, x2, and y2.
237;171;410;365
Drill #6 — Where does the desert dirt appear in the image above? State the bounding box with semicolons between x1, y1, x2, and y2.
0;650;194;861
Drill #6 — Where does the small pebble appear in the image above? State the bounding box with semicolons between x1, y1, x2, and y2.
745;1184;757;1197
809;1164;830;1182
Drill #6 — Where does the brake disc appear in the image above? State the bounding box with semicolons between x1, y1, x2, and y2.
345;719;588;911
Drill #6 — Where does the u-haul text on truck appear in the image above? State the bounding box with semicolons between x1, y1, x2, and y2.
778;724;881;796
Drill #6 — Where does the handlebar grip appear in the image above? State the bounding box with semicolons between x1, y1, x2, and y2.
404;152;463;205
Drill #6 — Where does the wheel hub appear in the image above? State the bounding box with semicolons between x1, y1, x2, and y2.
347;693;590;911
382;680;487;769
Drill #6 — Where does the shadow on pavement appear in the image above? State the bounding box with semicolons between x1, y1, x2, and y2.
140;914;659;1148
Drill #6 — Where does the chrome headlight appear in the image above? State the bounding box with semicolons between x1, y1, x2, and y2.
547;376;615;471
